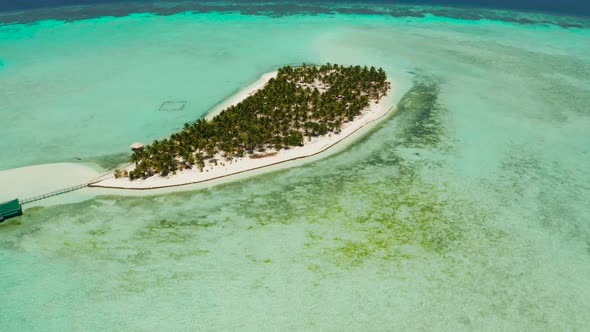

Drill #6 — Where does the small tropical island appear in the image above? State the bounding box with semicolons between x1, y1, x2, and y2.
91;63;393;189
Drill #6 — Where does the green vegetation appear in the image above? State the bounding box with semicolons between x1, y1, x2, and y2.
122;63;390;180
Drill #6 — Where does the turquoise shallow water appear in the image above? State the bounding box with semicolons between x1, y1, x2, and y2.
1;5;590;330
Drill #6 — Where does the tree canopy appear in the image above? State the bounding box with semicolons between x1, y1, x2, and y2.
123;63;390;180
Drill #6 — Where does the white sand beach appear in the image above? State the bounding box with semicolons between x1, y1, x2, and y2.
90;73;397;190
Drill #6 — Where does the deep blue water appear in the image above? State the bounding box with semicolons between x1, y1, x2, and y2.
2;0;589;17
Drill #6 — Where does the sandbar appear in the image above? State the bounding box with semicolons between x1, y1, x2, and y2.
0;163;102;202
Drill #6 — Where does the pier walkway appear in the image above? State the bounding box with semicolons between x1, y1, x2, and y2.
20;184;88;205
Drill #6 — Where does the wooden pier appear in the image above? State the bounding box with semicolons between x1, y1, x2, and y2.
1;183;89;223
20;184;88;205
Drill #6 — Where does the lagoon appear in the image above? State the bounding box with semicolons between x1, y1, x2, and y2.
1;3;589;330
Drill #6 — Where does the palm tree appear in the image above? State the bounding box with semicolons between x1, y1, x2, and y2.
127;63;390;179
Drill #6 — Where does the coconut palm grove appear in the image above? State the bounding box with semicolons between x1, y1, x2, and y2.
121;63;390;180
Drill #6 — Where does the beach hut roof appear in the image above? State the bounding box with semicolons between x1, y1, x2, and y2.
0;199;22;222
130;142;145;149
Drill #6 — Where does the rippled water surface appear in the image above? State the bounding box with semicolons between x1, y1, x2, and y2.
1;3;589;330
